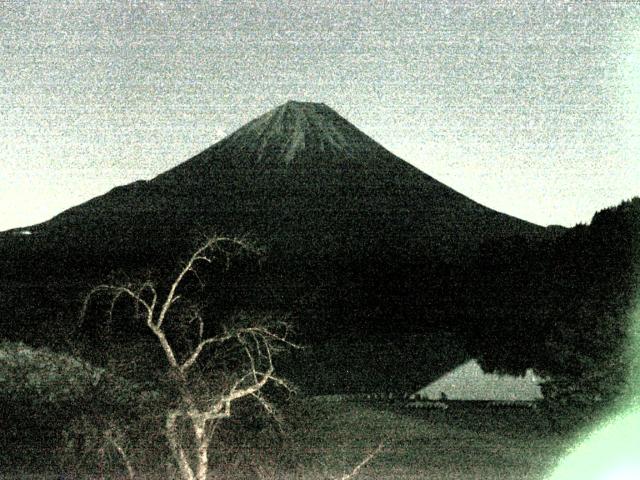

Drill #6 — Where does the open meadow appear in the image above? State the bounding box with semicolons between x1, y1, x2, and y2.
174;397;575;480
1;397;577;480
266;398;573;480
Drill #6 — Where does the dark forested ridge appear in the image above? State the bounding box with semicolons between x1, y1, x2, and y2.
0;102;636;398
468;198;639;408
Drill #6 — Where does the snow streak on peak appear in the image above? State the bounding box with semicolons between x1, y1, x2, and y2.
222;101;380;165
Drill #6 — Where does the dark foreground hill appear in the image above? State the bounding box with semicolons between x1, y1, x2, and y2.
1;102;634;396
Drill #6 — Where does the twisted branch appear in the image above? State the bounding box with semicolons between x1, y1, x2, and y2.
80;236;297;480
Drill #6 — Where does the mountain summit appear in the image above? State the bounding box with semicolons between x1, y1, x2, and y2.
220;101;366;165
162;100;411;183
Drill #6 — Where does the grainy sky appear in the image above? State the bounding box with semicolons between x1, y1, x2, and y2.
1;0;639;231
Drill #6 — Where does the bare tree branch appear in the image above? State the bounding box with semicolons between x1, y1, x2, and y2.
179;330;236;373
155;236;251;329
166;411;196;480
80;236;296;480
81;284;153;324
104;428;136;480
335;442;384;480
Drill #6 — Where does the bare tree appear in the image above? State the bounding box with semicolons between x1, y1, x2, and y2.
82;237;297;480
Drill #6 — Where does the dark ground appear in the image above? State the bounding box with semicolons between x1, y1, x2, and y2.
1;398;576;479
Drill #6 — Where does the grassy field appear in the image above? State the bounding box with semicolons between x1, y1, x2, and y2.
2;399;576;479
218;398;575;480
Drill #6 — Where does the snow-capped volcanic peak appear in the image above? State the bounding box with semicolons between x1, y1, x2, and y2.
222;101;380;165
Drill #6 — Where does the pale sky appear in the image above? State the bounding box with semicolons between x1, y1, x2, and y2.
1;0;639;231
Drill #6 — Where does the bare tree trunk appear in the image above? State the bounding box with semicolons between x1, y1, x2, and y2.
166;411;196;480
193;415;210;480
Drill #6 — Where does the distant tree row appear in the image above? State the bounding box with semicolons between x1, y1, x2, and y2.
468;197;639;421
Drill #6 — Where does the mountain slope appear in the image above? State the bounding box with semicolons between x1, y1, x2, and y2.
11;101;542;265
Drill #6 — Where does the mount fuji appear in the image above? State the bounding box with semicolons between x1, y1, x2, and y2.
1;101;553;392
